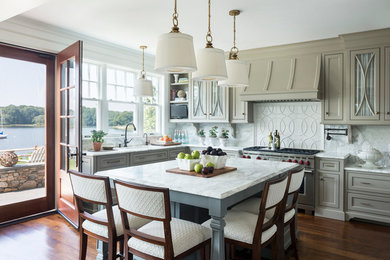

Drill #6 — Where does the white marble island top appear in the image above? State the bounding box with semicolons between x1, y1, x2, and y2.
96;158;301;199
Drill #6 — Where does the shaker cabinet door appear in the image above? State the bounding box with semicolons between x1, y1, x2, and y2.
350;48;380;121
323;53;344;121
319;172;340;209
385;47;390;121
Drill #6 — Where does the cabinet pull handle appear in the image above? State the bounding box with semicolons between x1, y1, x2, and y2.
360;182;371;185
107;160;120;164
203;113;207;115
360;202;371;207
209;113;212;115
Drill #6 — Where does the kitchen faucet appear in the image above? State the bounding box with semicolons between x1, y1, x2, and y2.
124;123;136;147
143;133;150;145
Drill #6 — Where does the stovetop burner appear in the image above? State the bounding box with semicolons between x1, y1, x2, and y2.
243;146;321;155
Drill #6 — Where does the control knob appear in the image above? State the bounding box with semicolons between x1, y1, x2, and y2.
293;159;298;163
246;155;251;159
298;160;304;165
287;159;292;163
305;161;310;166
256;156;261;160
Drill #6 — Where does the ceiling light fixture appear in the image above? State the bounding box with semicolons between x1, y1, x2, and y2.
219;10;249;87
154;0;197;73
192;0;227;81
134;46;153;97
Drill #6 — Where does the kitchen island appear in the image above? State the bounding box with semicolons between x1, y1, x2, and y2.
96;158;302;260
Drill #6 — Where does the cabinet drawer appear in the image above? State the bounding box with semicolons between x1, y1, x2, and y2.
131;151;168;165
168;148;187;160
97;154;128;171
348;192;390;216
347;171;390;195
319;159;340;172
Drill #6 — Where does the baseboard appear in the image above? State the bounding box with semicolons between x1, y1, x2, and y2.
315;207;345;221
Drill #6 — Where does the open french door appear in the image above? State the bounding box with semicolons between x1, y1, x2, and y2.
57;41;83;227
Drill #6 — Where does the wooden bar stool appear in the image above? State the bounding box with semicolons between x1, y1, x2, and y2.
114;179;211;260
69;170;150;260
202;174;291;260
231;169;305;259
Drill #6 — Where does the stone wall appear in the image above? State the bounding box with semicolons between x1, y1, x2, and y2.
0;164;45;193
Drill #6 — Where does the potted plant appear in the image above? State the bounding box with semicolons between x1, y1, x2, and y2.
208;126;219;146
91;130;107;151
219;129;229;147
198;129;206;145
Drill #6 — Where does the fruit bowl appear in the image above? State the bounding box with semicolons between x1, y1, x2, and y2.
200;155;228;169
176;158;200;171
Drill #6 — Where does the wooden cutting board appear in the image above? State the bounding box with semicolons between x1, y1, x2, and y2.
166;166;237;178
151;142;182;146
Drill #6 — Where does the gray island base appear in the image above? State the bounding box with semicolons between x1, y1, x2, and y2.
95;158;302;260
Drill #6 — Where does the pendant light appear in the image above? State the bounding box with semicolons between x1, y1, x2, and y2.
219;10;249;87
192;0;227;81
154;0;197;73
134;46;153;97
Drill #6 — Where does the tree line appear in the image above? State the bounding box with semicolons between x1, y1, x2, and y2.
0;105;133;127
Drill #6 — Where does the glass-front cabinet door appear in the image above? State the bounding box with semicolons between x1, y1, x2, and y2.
385;47;390;121
191;80;208;120
350;48;380;121
209;82;228;121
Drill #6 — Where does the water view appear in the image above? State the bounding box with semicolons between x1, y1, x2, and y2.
0;127;45;151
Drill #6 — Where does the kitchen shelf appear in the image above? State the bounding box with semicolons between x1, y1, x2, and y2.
170;82;189;86
170;100;188;104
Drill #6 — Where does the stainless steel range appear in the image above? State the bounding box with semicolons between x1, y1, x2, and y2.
242;146;320;214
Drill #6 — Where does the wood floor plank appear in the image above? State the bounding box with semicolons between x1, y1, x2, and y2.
0;213;389;260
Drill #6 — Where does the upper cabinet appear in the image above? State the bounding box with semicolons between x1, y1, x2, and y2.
322;52;345;123
350;48;380;121
190;81;229;122
385;47;390;121
230;87;253;123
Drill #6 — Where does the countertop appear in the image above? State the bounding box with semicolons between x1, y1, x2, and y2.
315;152;350;160
96;158;301;199
84;144;188;156
344;164;390;174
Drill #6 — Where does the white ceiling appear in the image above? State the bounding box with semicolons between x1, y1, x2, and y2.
0;0;49;22
18;0;390;54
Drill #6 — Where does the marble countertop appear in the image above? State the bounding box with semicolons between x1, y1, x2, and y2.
344;164;390;174
84;144;188;156
96;158;301;199
186;144;242;151
315;152;350;160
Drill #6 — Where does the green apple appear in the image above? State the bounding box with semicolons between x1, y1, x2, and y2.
191;150;200;159
194;163;203;173
206;162;215;168
184;154;193;160
177;152;185;159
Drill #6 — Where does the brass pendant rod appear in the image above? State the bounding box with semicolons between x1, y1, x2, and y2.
171;0;179;32
229;10;240;59
205;0;213;48
140;46;147;79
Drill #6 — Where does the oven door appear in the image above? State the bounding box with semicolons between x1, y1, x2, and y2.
297;169;315;208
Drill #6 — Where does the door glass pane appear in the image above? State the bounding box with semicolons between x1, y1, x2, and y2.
211;82;222;117
354;53;376;116
69;87;76;116
69;58;76;87
69;118;76;146
60;90;67;116
60;118;67;143
61;62;67;89
0;57;47;206
68;147;77;171
60;145;66;170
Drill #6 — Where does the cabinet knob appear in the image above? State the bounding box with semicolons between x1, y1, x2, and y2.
320;177;324;181
326;112;329;116
242;112;245;115
387;112;390;115
376;111;380;115
203;113;207;115
209;113;212;115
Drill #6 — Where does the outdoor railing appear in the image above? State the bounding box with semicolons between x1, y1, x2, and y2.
0;146;45;163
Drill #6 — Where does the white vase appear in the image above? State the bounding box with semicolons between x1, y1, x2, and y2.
209;137;219;146
173;74;179;83
219;138;228;147
199;136;206;146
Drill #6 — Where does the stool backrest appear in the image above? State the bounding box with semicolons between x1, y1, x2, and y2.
286;168;305;213
114;180;174;259
253;174;290;244
69;170;116;238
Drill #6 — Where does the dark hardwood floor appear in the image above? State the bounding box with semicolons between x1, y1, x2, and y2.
0;213;389;260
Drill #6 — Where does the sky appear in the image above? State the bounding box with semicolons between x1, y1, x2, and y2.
0;57;46;107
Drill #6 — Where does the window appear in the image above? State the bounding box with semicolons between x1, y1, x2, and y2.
81;62;163;137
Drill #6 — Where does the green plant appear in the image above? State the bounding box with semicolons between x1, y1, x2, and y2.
198;129;205;137
91;130;107;143
221;129;229;139
209;126;218;138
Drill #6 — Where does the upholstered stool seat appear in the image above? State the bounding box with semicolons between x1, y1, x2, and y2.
129;218;211;259
82;205;150;238
202;211;275;245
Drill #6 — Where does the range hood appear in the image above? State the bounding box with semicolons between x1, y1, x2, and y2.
240;53;321;102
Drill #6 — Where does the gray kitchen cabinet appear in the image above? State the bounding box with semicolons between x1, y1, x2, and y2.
230;87;253;123
130;150;168;166
322;52;345;123
96;154;129;171
385;47;390;121
168;147;188;160
345;170;390;224
82;156;93;174
315;158;345;220
191;80;229;122
350;48;381;121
